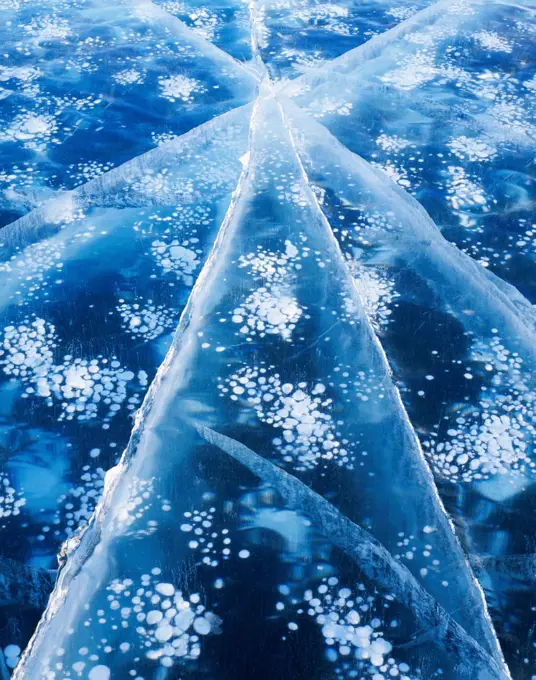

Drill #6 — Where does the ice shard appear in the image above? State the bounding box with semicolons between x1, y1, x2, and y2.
285;0;536;301
13;94;508;680
0;104;252;581
282;100;536;677
0;0;257;226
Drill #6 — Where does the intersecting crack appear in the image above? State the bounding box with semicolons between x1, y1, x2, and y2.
1;0;535;678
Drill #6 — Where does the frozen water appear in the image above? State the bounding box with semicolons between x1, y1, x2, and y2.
0;103;252;564
0;0;256;226
0;0;534;678
285;0;536;300
12;94;506;680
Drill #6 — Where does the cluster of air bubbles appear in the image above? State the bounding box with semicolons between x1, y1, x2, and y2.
232;241;305;341
0;316;146;424
150;130;179;146
1;112;59;151
103;570;221;669
0;472;25;522
393;529;446;584
111;476;171;541
180;504;232;567
117;298;177;341
292;3;359;37
424;334;536;482
160;2;222;41
445;166;487;217
280;578;413;679
158;75;206;103
238;240;302;281
54;466;106;539
279;47;327;70
447;136;497;162
219;364;353;471
371;159;412;189
232;288;303;340
41;569;222;678
67;159;115;185
474;30;513;53
352;267;399;332
151;239;201;286
385;6;419;21
0;239;66;304
112;69;145;86
375;134;411;153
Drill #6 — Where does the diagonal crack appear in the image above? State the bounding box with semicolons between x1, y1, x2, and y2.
10;94;263;677
275;95;511;676
195;424;509;680
0;102;254;260
280;0;482;96
279;101;536;355
134;0;260;82
247;0;268;75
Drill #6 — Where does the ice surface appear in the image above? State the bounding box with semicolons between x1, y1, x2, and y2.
0;0;257;226
151;0;253;62
0;104;252;570
147;0;443;80
13;95;507;680
0;0;534;676
249;0;438;80
282;99;536;676
286;0;536;301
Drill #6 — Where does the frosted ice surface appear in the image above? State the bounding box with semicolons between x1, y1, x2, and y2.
12;96;507;680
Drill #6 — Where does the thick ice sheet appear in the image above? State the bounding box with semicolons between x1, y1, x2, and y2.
0;0;534;676
286;0;536;301
0;0;256;226
282;100;536;677
13;95;507;680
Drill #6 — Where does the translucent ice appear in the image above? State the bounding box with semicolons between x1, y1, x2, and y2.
286;0;536;301
282;98;536;676
0;0;534;677
0;0;257;226
13;94;507;680
0;104;252;569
